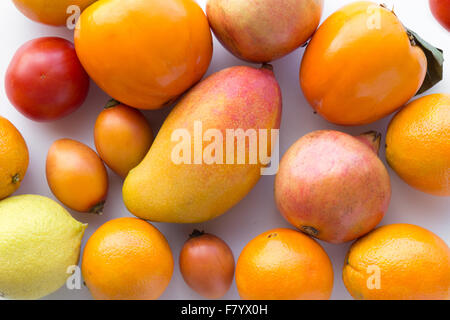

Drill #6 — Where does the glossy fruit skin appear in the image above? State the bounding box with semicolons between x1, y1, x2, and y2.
82;217;174;300
46;139;108;213
0;117;29;200
343;224;450;300
179;232;235;299
74;0;213;110
236;228;333;300
386;94;450;196
12;0;97;26
300;1;427;125
123;66;282;223
207;0;323;63
94;103;153;178
5;37;90;122
275;130;391;244
430;0;450;31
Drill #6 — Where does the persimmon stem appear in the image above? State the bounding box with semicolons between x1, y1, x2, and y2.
406;28;444;95
104;99;121;109
189;229;205;239
261;63;274;72
89;201;105;215
12;174;20;184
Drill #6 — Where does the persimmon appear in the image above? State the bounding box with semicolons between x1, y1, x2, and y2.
74;0;213;110
300;1;443;126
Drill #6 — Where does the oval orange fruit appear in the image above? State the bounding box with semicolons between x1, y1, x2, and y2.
94;101;153;178
46;139;108;213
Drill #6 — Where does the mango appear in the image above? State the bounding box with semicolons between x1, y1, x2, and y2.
123;65;282;223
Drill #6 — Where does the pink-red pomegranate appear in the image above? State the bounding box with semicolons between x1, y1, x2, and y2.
275;130;391;244
206;0;324;63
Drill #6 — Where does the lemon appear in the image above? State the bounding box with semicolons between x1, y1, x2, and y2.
0;195;87;299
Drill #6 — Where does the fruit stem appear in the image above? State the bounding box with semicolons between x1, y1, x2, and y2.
189;229;205;239
405;28;444;95
261;63;274;72
380;3;396;16
381;2;443;93
301;226;319;237
104;99;121;109
12;174;20;184
89;201;105;215
356;131;382;155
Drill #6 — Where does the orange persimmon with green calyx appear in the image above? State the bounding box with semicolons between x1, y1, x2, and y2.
300;1;443;126
74;0;213;110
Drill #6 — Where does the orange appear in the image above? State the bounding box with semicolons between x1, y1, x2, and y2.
386;93;450;196
0;116;29;200
343;224;450;300
12;0;96;26
74;0;213;110
235;228;333;300
300;1;427;125
82;217;174;300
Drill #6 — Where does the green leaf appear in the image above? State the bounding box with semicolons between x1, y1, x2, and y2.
406;28;444;95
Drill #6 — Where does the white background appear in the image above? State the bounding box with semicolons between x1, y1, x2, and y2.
0;0;448;300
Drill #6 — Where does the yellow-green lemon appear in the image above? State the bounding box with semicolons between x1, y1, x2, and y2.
0;195;87;299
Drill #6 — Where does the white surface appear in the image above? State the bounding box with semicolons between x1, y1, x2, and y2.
0;0;448;300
